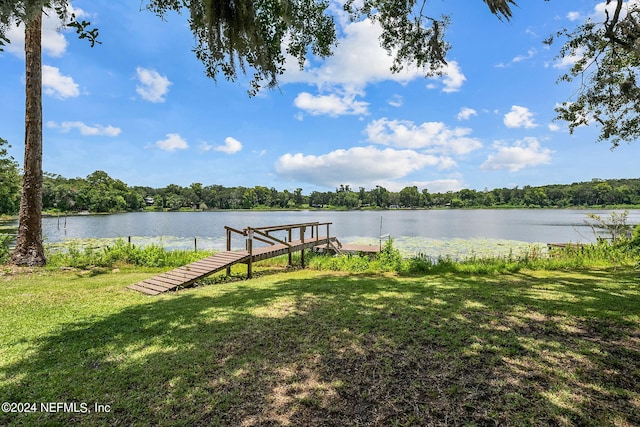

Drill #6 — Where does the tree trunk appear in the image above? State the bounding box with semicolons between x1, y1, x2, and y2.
11;11;45;266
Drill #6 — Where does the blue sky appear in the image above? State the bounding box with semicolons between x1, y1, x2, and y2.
1;0;638;193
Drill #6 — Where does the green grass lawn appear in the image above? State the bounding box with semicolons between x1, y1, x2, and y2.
1;266;639;426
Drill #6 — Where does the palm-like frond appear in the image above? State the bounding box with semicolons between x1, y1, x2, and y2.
482;0;517;21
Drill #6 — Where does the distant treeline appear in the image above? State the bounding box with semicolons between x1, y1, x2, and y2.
1;170;640;215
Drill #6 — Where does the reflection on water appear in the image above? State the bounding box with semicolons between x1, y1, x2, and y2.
3;209;639;257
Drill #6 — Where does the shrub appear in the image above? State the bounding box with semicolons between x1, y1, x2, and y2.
373;239;403;271
402;253;435;274
632;223;640;247
584;210;633;243
0;234;13;264
545;239;639;268
46;238;213;269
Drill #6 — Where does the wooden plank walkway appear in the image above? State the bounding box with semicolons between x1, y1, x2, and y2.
127;250;250;295
128;236;337;295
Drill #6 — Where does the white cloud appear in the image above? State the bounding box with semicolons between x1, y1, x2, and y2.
548;123;561;132
364;178;465;193
554;1;640;69
512;48;536;63
3;6;88;58
47;121;121;136
552;46;585;69
567;11;582;21
503;105;537;128
282;18;465;94
41;11;73;57
275;146;445;187
214;137;243;154
481;137;553;172
438;61;466;93
155;133;188;152
593;0;640;21
457;107;477;121
553;101;594;128
3;23;25;58
294;90;369;116
365;118;482;155
388;94;403;107
42;65;80;99
135;67;171;103
283;19;422;88
198;142;214;152
283;16;465;121
421;179;465;193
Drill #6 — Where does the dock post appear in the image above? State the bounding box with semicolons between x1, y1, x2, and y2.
247;229;253;279
288;227;293;267
300;226;306;268
226;228;231;276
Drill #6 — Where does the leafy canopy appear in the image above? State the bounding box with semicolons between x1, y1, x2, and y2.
143;0;516;94
0;138;21;215
2;0;517;94
547;0;640;148
0;0;99;50
9;1;640;147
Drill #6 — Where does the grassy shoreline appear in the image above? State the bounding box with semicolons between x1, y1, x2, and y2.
1;264;638;426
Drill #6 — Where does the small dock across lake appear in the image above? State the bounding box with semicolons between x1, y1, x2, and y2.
128;222;379;295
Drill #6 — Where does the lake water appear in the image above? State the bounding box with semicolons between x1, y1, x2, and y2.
12;208;636;257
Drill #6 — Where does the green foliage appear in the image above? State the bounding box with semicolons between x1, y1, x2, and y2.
0;233;13;264
42;235;639;274
375;238;403;271
43;171;146;213
402;250;527;275
2;267;639;425
632;223;640;246
66;13;100;47
307;239;402;273
398;186;422;208
547;0;640;147
546;240;640;269
0;138;21;215
146;0;337;95
584;210;633;242
1;1;99;51
39;172;640;213
308;252;372;272
310;238;639;275
143;0;517;95
46;239;213;269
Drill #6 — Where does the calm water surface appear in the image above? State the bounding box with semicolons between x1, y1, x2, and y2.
30;209;639;254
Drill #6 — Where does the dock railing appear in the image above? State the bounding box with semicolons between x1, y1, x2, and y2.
224;222;333;276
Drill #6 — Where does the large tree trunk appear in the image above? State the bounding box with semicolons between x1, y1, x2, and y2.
11;11;45;266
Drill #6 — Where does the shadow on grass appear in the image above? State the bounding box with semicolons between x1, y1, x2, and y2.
1;270;639;426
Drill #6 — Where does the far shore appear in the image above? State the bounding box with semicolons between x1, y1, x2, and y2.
1;204;640;225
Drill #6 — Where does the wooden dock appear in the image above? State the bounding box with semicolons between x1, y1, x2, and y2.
127;222;377;295
127;250;250;295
